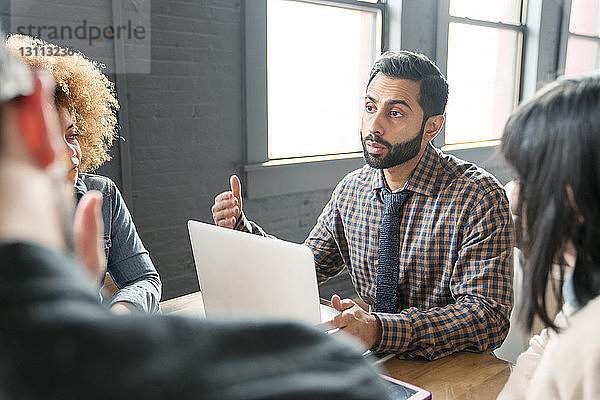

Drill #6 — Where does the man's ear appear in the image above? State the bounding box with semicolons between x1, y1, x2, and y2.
16;74;59;169
422;115;445;142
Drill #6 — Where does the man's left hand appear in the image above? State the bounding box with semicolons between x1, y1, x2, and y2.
323;294;382;349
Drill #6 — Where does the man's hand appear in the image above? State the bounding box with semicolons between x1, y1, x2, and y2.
324;294;382;349
73;190;106;282
212;175;242;229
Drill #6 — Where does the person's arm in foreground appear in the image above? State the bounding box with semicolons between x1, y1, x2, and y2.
3;197;392;400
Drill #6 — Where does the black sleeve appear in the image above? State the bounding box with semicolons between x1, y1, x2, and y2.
0;243;390;400
6;316;391;400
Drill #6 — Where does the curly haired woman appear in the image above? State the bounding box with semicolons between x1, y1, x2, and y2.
7;34;161;313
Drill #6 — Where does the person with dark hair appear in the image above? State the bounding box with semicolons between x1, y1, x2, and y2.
497;74;600;399
212;51;514;359
0;36;390;399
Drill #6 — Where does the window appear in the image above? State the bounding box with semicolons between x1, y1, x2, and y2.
267;0;382;160
244;0;386;198
436;0;525;150
560;0;600;77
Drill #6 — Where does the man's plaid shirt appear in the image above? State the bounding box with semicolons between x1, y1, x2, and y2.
238;143;513;359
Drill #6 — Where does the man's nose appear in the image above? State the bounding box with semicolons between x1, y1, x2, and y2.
368;110;385;136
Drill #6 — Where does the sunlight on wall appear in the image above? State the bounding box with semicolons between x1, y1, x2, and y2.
267;0;379;159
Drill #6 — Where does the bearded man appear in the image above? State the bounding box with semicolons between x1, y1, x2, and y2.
212;51;514;360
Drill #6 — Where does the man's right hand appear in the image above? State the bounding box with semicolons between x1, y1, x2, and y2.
212;175;242;229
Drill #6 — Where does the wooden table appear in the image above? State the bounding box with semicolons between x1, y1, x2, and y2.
384;352;510;399
161;292;511;400
160;291;205;317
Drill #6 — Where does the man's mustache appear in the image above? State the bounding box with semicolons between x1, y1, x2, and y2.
362;133;392;149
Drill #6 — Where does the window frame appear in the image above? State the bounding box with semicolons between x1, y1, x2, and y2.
243;0;387;199
558;0;600;75
433;0;527;165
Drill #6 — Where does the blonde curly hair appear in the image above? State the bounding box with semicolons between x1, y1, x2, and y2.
6;34;120;172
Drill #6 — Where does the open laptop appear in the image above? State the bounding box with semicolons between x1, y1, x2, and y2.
188;221;432;399
187;220;337;325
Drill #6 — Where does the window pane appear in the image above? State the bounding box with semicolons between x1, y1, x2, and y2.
564;36;600;77
450;0;522;24
569;0;600;36
445;23;520;144
267;0;379;159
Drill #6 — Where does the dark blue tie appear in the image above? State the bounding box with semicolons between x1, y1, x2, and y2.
376;190;411;313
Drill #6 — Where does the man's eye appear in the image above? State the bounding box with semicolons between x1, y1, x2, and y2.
390;110;402;117
365;104;375;112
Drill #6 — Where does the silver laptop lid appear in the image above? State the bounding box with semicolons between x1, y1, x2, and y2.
187;220;321;325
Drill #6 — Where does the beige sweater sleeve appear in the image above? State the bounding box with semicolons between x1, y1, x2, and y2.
497;304;575;400
525;297;600;400
496;327;555;400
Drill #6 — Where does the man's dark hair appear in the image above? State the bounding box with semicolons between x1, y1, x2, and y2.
367;51;449;119
501;74;600;331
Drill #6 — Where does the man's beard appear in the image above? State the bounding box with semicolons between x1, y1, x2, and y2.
361;122;425;169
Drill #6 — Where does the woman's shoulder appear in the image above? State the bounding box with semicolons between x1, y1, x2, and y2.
79;173;117;195
527;296;600;399
560;295;600;346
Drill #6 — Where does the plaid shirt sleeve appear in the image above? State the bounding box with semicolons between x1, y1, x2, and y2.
304;195;347;284
373;187;514;359
234;212;274;237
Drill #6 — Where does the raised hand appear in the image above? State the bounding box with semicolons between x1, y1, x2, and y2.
211;175;242;229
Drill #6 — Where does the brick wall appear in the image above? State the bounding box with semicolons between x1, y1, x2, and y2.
118;0;255;298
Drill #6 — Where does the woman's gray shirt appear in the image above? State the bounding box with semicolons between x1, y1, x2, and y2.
75;173;161;312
